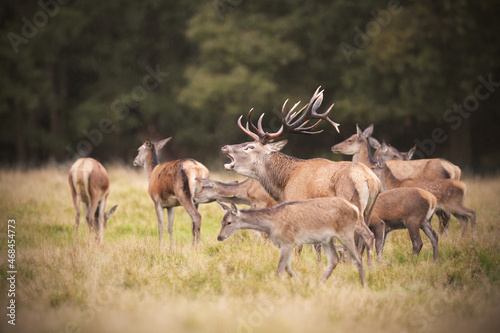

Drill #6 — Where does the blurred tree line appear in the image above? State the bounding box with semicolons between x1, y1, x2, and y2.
1;0;499;172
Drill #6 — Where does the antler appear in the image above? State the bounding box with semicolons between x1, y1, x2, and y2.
237;86;340;143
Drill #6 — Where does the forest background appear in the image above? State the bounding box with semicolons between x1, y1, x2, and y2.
2;0;499;173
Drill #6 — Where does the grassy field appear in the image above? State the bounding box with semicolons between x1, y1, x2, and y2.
1;165;499;333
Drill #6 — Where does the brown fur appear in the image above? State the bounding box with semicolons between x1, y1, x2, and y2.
332;125;461;180
222;140;380;266
194;178;277;209
369;188;439;262
68;158;117;245
134;138;209;247
373;164;476;237
217;197;369;286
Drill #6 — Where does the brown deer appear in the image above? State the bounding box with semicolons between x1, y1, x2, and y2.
371;162;476;238
372;140;416;162
194;178;277;209
368;187;439;262
331;124;460;234
217;198;368;286
69;158;117;245
133;138;210;247
221;87;379;265
331;124;461;180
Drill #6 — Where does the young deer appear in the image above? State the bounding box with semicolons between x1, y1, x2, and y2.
217;198;368;287
368;187;438;262
69;158;117;245
194;178;277;209
133;138;210;247
222;88;379;266
372;162;476;238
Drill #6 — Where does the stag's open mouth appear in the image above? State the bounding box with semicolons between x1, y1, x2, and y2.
221;146;235;170
224;154;235;170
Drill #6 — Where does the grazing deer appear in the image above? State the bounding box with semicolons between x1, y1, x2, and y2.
217;198;368;286
194;178;277;209
69;158;117;245
133;138;210;247
331;124;460;234
368;187;438;262
372;162;476;238
222;88;379;265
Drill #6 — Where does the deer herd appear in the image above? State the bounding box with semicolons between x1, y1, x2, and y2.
69;87;476;287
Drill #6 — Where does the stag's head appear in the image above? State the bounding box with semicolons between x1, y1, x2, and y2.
222;87;339;179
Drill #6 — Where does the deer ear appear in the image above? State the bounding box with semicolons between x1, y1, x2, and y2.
363;124;374;138
230;203;240;216
144;139;153;149
380;141;388;153
218;201;230;211
155;137;172;151
105;205;118;220
196;177;213;187
406;145;416;160
356;124;362;138
368;136;381;149
267;139;287;152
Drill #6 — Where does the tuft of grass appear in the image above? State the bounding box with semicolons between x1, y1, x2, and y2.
1;166;500;333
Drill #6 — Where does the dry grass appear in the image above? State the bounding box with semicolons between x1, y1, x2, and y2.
1;165;499;333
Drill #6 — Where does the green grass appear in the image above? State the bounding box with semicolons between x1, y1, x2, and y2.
1;165;500;333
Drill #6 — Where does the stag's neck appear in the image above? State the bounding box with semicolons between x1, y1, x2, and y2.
257;152;299;202
144;151;159;181
238;210;274;235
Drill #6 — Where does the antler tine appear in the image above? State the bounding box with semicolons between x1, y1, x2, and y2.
237;112;260;141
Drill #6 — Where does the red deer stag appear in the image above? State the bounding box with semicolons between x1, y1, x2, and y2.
221;87;380;265
217;198;367;286
371;162;476;238
133;138;210;247
69;158;117;245
368;187;439;262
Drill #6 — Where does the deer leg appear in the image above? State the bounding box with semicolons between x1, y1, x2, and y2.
87;200;99;242
178;197;202;246
154;202;165;249
313;244;322;264
277;245;295;278
73;195;81;247
436;209;450;236
421;220;439;262
407;222;423;256
295;245;304;258
373;221;385;263
338;234;365;287
318;239;340;285
166;207;175;250
357;223;374;268
97;199;106;244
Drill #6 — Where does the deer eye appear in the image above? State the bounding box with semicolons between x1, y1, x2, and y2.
227;221;232;225
244;145;254;151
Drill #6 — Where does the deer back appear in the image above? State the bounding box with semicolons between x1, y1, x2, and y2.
69;158;110;204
